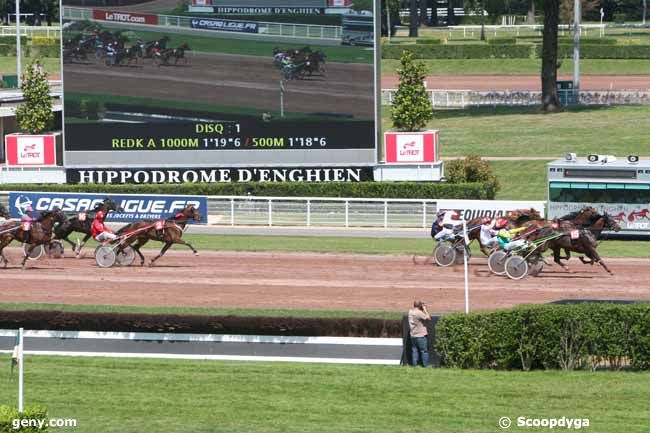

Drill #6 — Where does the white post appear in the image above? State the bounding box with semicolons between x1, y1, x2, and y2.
384;201;388;228
462;221;470;314
345;201;349;228
422;202;427;228
18;327;24;413
280;79;285;119
15;1;21;87
268;200;272;227
230;198;234;226
573;0;581;103
307;200;311;227
386;0;391;42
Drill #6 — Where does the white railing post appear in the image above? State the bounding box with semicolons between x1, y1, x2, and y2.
384;201;388;228
230;198;234;226
268;200;272;226
345;201;349;228
422;202;427;228
307;199;311;227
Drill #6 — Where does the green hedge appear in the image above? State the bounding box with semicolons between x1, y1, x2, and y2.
436;303;650;371
0;44;15;56
0;36;26;45
415;38;441;45
383;43;650;59
487;37;517;45
0;406;48;433
24;45;60;58
1;182;495;199
558;37;617;45
382;44;533;59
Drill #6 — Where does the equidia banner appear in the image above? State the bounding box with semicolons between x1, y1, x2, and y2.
190;18;259;33
436;200;546;221
9;192;208;223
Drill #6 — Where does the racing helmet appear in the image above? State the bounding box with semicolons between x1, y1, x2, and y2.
25;206;33;212
495;218;508;229
95;210;105;222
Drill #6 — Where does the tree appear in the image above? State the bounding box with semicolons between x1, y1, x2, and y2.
381;0;402;36
409;0;419;36
447;0;456;25
350;0;373;12
390;51;433;131
15;59;54;134
541;0;561;112
560;0;600;22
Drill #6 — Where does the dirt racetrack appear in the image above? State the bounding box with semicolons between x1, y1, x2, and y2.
1;248;649;313
64;52;374;118
382;74;650;91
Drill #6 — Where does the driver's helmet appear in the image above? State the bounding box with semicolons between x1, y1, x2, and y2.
95;210;106;222
495;218;508;229
25;206;33;213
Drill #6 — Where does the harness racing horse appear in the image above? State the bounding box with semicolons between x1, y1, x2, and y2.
116;205;201;267
0;209;66;269
52;198;122;256
154;43;191;66
0;204;9;220
466;208;544;256
548;211;621;274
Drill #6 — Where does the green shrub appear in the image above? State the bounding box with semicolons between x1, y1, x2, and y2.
30;37;60;46
415;38;441;45
487;37;516;45
81;99;102;120
558;44;650;59
558;37;617;45
0;405;48;432
436;303;650;371
382;44;532;59
1;181;495;200
613;12;626;23
0;36;26;45
0;44;16;56
64;99;82;117
444;155;499;198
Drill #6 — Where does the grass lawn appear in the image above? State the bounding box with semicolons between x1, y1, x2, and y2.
64;28;372;63
0;57;60;77
0;302;402;319
490;160;549;201
381;105;650;157
50;232;650;259
381;58;650;75
0;355;648;433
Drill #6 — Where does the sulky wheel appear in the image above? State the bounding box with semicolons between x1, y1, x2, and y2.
454;245;469;265
115;247;136;267
48;240;65;259
488;250;508;275
95;246;116;268
505;255;529;280
23;244;44;261
434;243;457;267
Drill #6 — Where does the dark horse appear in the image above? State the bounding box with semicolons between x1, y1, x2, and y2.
0;209;66;269
0;204;10;220
466;208;543;256
116;205;201;266
155;43;190;66
52;198;122;256
548;211;621;274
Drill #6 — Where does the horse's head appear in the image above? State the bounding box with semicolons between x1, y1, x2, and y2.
0;204;9;219
601;212;622;232
180;42;190;50
186;205;202;222
102;198;123;213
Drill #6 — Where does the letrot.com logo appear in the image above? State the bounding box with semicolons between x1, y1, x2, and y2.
17;138;44;164
396;135;423;162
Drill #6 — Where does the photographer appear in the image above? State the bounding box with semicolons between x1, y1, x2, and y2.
408;300;431;367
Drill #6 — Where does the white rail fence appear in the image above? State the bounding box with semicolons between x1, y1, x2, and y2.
207;196;438;228
0;26;61;38
62;7;342;40
381;89;650;108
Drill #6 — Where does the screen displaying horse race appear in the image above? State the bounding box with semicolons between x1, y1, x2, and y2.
60;0;377;180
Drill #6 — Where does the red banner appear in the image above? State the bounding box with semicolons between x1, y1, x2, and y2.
328;0;351;6
92;9;158;25
384;131;439;164
5;134;57;167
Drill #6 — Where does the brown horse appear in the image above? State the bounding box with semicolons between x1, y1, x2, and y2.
116;205;201;266
548;212;621;274
0;204;10;220
467;208;544;256
0;209;66;269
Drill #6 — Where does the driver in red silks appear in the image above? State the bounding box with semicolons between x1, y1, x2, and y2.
91;210;117;243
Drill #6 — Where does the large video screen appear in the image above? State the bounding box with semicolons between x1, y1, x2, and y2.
61;1;377;179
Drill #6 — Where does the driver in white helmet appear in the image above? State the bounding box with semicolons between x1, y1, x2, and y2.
434;209;463;242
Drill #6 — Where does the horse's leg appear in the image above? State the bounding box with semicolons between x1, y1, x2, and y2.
21;244;36;269
131;238;148;266
63;235;77;253
149;242;173;266
174;238;199;256
76;233;92;256
585;245;613;275
552;246;570;271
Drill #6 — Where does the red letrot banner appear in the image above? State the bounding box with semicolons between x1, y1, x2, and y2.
384;131;439;164
92;9;159;25
5;134;57;166
328;0;351;6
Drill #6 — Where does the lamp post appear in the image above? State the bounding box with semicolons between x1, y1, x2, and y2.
572;0;580;104
16;0;22;88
